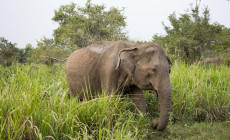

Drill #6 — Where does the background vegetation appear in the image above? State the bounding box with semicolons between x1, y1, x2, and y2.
152;4;230;63
0;0;230;139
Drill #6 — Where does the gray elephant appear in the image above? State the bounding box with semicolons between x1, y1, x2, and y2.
202;57;222;66
66;41;172;131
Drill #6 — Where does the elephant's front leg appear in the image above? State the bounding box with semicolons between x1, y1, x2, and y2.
129;86;146;113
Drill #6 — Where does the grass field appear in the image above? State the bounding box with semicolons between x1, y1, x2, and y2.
0;62;229;139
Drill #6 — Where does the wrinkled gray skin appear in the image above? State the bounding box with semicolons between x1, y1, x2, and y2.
66;41;172;131
202;57;222;66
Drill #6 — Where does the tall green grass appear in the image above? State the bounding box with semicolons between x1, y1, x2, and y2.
0;64;150;139
170;62;230;121
0;62;229;139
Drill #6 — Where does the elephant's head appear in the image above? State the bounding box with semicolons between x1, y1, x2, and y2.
116;43;172;131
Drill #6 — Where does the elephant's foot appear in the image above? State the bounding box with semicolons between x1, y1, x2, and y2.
152;118;159;129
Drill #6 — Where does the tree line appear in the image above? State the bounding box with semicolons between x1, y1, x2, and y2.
1;0;229;66
152;4;230;63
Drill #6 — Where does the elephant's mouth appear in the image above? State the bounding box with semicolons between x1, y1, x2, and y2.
149;89;158;97
137;83;153;90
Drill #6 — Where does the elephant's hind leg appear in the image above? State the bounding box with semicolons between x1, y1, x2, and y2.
129;86;146;113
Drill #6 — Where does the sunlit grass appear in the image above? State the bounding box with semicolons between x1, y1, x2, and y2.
0;62;229;139
0;64;150;139
170;62;230;121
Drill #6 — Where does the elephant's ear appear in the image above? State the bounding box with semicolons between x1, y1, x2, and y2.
116;47;138;69
167;56;172;73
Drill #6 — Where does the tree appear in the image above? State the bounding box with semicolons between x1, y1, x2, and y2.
210;25;230;59
16;43;33;64
152;3;224;62
52;0;127;50
0;37;18;66
33;37;70;65
34;0;127;64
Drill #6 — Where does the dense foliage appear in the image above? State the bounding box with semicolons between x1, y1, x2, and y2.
0;37;33;66
52;0;127;50
152;3;230;62
0;37;18;66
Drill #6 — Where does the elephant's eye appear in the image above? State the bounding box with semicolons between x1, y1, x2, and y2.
152;68;156;72
146;73;151;78
150;67;156;73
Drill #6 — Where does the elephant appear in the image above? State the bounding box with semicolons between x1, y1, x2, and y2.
202;57;222;66
66;41;172;131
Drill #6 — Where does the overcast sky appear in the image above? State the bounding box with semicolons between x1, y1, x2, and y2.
0;0;230;48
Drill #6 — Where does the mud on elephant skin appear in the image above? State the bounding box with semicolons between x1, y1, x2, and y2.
66;41;172;131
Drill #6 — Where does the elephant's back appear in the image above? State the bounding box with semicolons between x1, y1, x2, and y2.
67;47;98;68
86;41;115;54
66;41;115;71
66;41;116;73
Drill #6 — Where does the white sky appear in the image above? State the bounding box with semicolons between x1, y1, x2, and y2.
0;0;230;48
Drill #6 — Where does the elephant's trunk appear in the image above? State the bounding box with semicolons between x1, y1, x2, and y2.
152;75;171;131
157;89;171;130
